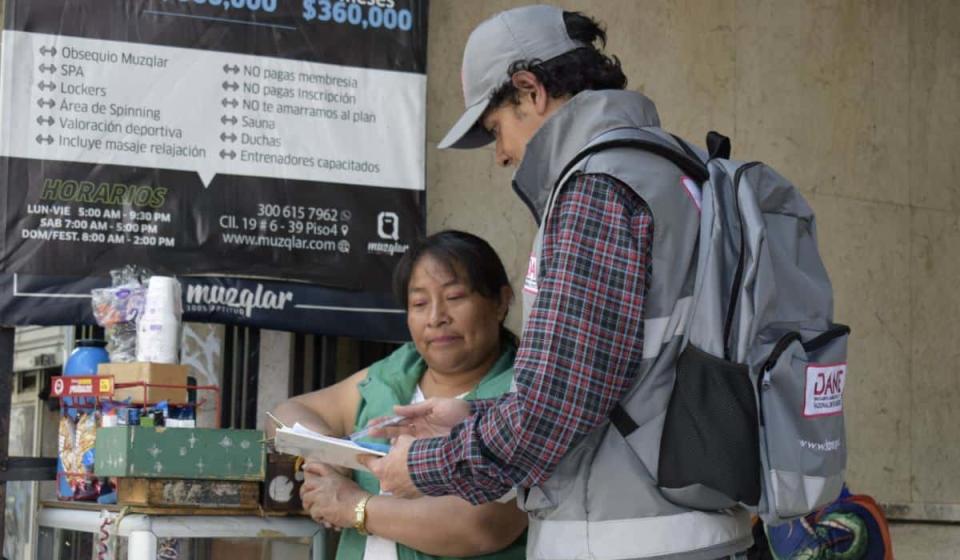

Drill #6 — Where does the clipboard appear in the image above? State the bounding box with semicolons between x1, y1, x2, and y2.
273;425;386;472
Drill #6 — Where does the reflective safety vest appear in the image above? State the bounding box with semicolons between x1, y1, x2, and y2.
513;90;752;560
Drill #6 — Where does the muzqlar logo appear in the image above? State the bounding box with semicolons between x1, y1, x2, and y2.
185;283;294;318
368;211;408;256
377;212;399;241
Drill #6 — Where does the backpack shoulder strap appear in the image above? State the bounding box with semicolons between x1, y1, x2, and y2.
553;132;710;192
669;133;704;163
563;131;709;441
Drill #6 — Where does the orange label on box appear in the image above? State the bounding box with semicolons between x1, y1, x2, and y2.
50;376;115;398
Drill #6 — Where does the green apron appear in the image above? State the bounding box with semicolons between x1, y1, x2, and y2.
335;341;525;560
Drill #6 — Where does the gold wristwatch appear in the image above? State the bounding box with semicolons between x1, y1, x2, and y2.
354;494;374;535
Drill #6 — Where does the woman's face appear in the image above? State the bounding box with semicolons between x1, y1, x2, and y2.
406;254;509;376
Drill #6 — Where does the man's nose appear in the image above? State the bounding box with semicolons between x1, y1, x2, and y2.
495;143;511;167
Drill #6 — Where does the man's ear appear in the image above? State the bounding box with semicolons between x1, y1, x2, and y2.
510;71;549;115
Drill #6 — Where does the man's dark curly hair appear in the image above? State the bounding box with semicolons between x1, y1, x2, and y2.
487;11;627;109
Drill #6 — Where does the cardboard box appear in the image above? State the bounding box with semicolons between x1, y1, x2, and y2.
119;478;260;509
98;362;188;404
95;426;265;481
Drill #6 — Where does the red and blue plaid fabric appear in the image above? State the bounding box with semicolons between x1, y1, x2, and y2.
409;173;654;504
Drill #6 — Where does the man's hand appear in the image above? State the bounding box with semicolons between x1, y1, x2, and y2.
358;434;422;499
300;463;371;530
367;397;471;440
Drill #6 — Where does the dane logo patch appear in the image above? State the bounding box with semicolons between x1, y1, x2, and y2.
803;362;846;417
523;255;538;295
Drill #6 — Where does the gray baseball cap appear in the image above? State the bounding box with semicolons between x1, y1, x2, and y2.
438;5;585;150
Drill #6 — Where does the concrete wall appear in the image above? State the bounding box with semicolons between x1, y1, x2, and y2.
424;0;960;538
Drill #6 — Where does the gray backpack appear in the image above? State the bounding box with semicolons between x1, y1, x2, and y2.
581;131;850;526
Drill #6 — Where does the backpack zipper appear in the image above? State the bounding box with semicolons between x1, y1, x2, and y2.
802;324;851;353
722;161;763;360
757;331;801;426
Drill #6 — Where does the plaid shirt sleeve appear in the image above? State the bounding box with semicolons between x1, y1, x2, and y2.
408;173;653;504
468;398;498;416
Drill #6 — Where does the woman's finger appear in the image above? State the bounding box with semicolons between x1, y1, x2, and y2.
365;415;392;427
369;424;415;439
393;400;434;418
301;487;318;506
303;462;333;476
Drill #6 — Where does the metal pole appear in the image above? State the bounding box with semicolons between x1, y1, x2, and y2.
0;326;16;554
128;530;158;560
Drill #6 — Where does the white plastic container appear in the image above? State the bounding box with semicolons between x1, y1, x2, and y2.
136;276;182;364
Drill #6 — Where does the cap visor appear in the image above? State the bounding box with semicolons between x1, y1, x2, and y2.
438;99;493;149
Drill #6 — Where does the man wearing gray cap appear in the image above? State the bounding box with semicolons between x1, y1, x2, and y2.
362;5;752;559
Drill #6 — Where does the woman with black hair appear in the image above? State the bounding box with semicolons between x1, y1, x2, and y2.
270;230;526;560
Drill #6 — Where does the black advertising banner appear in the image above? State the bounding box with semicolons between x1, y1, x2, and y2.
0;0;428;339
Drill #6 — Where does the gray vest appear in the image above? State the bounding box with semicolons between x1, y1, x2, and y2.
514;91;752;560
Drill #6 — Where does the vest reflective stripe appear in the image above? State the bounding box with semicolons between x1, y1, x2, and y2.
527;510;753;560
769;469;845;519
642;296;692;360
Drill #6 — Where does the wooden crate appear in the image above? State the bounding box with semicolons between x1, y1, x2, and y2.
262;454;305;513
95;426;265;481
118;478;260;509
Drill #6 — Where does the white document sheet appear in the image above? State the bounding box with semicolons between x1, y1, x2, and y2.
274;423;386;472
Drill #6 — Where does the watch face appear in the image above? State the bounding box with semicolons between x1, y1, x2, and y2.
268;475;295;503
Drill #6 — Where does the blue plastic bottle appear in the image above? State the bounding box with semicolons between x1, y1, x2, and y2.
64;339;110;375
58;339;109;500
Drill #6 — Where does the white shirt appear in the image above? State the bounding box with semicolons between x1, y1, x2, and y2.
363;386;467;559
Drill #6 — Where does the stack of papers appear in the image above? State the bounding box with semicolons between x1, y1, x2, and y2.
274;423;387;472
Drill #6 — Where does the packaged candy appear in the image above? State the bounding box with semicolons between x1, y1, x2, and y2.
91;266;151;362
57;412;101;501
92;285;145;363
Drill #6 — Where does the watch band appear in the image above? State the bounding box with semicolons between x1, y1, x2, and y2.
354;494;374;535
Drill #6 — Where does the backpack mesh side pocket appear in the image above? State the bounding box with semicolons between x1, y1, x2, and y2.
658;343;762;510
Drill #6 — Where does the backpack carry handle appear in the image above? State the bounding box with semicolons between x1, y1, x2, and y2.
706;131;731;160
